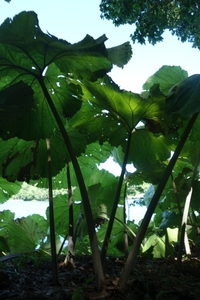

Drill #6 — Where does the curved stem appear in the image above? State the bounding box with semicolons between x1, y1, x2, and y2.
119;113;198;291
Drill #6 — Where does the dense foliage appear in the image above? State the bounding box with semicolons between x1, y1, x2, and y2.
100;0;200;48
0;10;200;293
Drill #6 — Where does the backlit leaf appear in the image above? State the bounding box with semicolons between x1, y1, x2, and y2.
143;65;188;95
0;177;21;203
6;215;45;252
126;130;170;168
0;127;86;182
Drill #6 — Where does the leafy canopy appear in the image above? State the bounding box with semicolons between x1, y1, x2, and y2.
100;0;200;48
0;11;132;182
2;8;200;286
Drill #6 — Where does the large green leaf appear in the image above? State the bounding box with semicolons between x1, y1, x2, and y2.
0;82;34;135
111;146;124;167
159;211;181;231
0;127;86;182
127;130;170;169
70;92;126;145
129;161;167;184
143;65;188;95
5;215;45;252
87;171;119;218
34;141;112;189
77;76;169;132
28;214;48;234
0;177;21;203
48;168;120;237
0;11;111;82
0;210;15;233
73;168;120;215
0;70;82;141
72;75;175;140
166;74;200;117
46;194;82;236
45;63;83;118
97;206;128;255
77;142;112;170
143;84;181;135
0;11;126;185
107;42;132;68
0;11;116;141
71;76;173;173
142;234;166;258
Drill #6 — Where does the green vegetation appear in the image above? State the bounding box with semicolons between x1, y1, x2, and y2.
0;8;200;295
100;0;200;48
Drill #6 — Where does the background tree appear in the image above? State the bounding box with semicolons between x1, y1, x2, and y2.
100;0;200;48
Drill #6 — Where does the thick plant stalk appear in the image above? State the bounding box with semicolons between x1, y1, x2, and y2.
46;138;59;285
177;150;200;262
64;163;75;266
119;113;198;291
39;78;104;291
101;132;132;265
123;177;129;257
57;165;82;257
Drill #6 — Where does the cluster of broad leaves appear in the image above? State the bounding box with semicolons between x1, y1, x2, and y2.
1;11;200;260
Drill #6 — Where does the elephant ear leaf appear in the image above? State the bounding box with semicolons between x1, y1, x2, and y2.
143;65;188;95
0;177;21;203
166;74;200;117
6;216;45;252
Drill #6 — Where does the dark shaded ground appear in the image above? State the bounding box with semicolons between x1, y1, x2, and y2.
0;253;200;299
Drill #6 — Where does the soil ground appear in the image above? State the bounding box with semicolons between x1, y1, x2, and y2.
0;254;200;299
